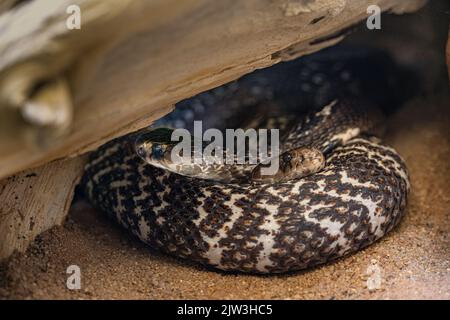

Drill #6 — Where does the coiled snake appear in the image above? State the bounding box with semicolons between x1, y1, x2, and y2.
81;47;410;273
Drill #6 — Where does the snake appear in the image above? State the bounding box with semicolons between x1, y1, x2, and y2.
81;46;410;273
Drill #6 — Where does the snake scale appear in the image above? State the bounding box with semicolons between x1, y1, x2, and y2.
81;47;411;273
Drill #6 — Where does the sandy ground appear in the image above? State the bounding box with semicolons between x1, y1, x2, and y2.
0;87;448;299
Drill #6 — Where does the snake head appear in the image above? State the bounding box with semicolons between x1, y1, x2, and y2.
251;146;325;183
135;128;176;164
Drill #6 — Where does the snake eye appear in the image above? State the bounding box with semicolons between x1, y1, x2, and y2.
282;152;292;163
152;144;165;159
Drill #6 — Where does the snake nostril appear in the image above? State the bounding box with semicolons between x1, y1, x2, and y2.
136;146;146;158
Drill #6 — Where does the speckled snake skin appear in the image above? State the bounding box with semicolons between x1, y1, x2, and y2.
81;47;411;273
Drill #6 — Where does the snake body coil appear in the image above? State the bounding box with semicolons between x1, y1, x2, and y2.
81;48;410;273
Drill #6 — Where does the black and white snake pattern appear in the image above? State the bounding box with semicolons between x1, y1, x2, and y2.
81;47;411;273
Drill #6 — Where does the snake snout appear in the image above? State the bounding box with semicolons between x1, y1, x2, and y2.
251;147;325;183
136;144;147;159
281;147;325;181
